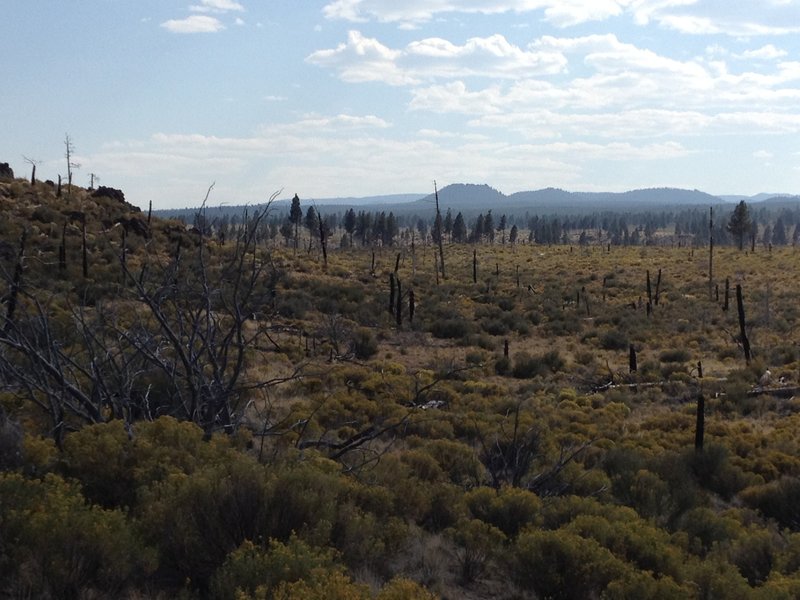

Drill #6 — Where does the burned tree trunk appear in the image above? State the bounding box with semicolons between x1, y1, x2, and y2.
408;289;415;324
434;181;446;279
708;206;714;301
3;231;26;334
629;344;637;373
59;222;67;272
736;284;751;364
81;220;88;279
318;212;328;271
389;273;396;316
473;249;477;284
654;269;662;306
695;394;705;451
396;278;403;327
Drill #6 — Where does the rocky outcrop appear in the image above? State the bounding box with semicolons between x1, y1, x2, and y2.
0;163;14;180
92;185;126;204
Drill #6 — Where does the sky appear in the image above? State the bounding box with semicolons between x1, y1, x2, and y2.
2;0;800;209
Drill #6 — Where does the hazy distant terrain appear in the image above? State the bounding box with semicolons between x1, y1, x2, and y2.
154;184;797;220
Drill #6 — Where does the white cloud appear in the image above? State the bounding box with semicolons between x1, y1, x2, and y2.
160;15;225;33
306;31;410;85
322;0;631;26
307;30;566;85
189;0;244;13
753;150;774;160
235;17;245;26
321;0;800;37
736;44;788;60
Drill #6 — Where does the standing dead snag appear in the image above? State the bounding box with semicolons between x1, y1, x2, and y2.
629;344;637;373
695;394;705;451
81;219;88;279
389;273;396;316
58;222;67;272
396;278;403;327
736;284;751;364
433;181;446;280
64;134;80;198
473;249;478;284
317;210;328;271
654;269;662;306
408;289;415;324
23;155;40;185
708;206;714;300
3;230;26;334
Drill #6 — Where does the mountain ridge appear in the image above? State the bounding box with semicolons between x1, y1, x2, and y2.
151;183;799;219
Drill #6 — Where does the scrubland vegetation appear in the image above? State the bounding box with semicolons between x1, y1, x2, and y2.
2;175;800;599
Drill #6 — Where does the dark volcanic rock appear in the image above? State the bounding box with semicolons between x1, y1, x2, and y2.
92;185;126;204
0;163;14;180
117;216;150;237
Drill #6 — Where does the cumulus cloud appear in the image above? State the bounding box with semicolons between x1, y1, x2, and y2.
307;30;566;85
160;15;225;33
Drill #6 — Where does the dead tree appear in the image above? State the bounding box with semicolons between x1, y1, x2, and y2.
22;155;40;186
81;219;88;279
0;195;295;441
408;289;415;324
654;269;662;306
433;181;446;279
389;273;396;315
58;222;67;272
695;394;705;451
629;344;637;373
317;210;328;271
64;134;80;197
708;206;714;300
396;278;403;327
736;284;751;364
3;230;26;334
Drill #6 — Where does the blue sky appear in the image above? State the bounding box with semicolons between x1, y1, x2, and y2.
2;0;800;209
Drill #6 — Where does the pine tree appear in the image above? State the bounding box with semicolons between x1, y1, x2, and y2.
727;200;751;251
289;194;303;250
343;208;356;246
452;212;467;243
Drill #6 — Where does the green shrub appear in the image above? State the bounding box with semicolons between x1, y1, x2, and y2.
511;529;627;599
430;318;472;340
512;352;546;379
601;330;629;351
210;536;340;600
352;327;378;359
0;472;155;598
742;477;800;531
659;348;691;363
495;355;511;375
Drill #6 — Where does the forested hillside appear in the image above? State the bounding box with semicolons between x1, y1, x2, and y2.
2;175;800;599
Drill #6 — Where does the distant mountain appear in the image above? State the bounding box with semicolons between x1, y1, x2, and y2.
415;184;721;214
154;184;798;221
153;193;426;220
